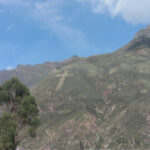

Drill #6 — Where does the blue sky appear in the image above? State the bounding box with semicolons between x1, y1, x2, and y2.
0;0;149;70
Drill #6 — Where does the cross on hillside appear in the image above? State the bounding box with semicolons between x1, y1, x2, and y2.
55;70;73;91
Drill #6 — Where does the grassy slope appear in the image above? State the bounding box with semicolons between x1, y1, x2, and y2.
0;62;56;88
1;27;150;149
0;56;79;88
21;38;150;149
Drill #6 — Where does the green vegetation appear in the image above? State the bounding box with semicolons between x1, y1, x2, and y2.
29;26;150;150
0;78;40;150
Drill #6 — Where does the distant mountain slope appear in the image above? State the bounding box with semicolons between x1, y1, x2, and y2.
0;56;79;88
20;26;150;149
0;62;56;88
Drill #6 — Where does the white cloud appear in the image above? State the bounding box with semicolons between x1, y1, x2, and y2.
77;0;150;25
0;0;20;5
0;0;31;6
6;66;14;70
77;0;107;13
33;0;63;24
0;0;97;51
31;0;93;51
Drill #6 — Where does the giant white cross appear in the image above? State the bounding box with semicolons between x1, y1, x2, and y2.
55;70;73;91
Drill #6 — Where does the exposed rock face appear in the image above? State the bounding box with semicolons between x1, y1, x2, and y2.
122;26;150;52
134;26;150;40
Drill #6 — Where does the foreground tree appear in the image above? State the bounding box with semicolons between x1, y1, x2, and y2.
0;78;40;150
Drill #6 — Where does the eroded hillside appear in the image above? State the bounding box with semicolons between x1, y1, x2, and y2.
20;27;150;149
1;26;150;150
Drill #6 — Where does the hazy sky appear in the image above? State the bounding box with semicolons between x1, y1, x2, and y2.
0;0;148;70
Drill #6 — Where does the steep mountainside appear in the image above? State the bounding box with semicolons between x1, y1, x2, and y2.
1;26;150;149
0;62;55;88
0;56;79;88
18;26;150;150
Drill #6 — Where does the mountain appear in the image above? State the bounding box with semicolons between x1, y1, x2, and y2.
1;26;150;149
0;56;79;88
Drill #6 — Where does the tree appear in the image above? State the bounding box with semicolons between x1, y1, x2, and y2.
0;78;40;150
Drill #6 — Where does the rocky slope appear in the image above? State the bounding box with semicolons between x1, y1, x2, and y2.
1;26;150;149
20;26;150;149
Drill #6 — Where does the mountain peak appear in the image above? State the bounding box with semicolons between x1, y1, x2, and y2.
134;26;150;40
125;26;150;51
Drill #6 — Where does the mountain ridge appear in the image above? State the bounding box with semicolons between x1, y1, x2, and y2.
1;26;150;149
0;56;80;88
24;26;150;149
1;25;150;88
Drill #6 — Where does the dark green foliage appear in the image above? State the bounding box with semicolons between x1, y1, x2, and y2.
0;78;40;150
0;113;17;150
2;78;30;97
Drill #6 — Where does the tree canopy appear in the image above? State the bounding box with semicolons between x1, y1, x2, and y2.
0;78;40;150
